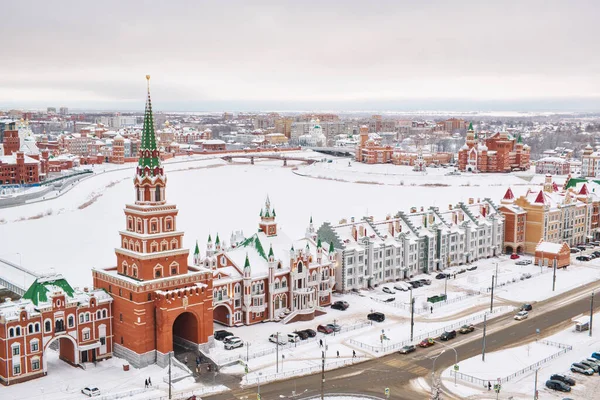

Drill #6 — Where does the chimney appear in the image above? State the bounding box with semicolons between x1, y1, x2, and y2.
448;204;453;210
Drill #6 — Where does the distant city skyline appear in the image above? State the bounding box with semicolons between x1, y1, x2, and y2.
1;0;599;111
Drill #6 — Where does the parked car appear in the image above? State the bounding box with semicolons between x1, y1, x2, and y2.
287;333;300;343
224;337;244;350
440;330;457;341
514;311;529;321
214;330;233;341
327;323;341;332
457;268;466;274
317;325;334;334
382;287;395;294
419;338;435;348
223;335;240;344
570;248;581;254
545;380;572;392
520;273;532;280
459;324;475;334
585;358;600;368
367;312;385;322
418;279;432;285
81;387;101;397
510;253;520;259
579;359;598;372
576;255;592;261
516;260;529;266
295;330;309;340
331;301;349;310
577;245;588;251
593;251;600;257
394;283;410;292
435;273;447;280
399;345;416;354
571;363;594;375
408;281;422;288
520;304;533;311
466;266;478;271
549;374;575;386
269;333;287;344
303;329;317;338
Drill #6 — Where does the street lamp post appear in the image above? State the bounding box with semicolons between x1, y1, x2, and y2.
431;350;446;396
276;332;280;373
552;257;557;292
257;372;263;398
591;291;595;337
246;341;251;362
439;343;459;387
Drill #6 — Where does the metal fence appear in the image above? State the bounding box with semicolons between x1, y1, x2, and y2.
243;358;361;386
449;341;573;386
480;268;548;293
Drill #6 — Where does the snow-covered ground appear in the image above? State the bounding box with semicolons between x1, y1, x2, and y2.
441;311;600;400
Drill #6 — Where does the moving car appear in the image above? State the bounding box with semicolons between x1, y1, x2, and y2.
214;330;233;341
382;287;395;294
520;304;533;311
81;387;101;397
545;380;571;392
435;273;447;280
269;333;287;344
326;323;341;332
224;337;244;350
287;333;300;343
419;338;435;348
317;325;334;334
367;312;385;322
549;374;575;386
570;363;594;375
440;330;457;341
399;345;416;354
331;301;349;310
514;311;529;321
303;329;317;338
459;324;475;334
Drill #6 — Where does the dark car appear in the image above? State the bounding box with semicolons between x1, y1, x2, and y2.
577;245;587;251
303;329;317;338
570;248;581;254
549;374;575;386
418;279;432;286
520;304;533;311
408;281;422;288
331;301;349;311
317;324;333;334
435;273;447;280
295;330;310;340
367;312;385;322
214;330;233;341
466;266;478;271
399;345;416;354
440;330;457;341
459;324;475;334
545;380;571;392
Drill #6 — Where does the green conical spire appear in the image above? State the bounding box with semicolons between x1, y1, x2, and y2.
138;75;161;175
329;241;335;253
268;244;274;258
317;237;322;248
208;234;212;243
260;209;263;217
215;233;220;244
244;253;250;269
517;133;523;144
272;208;276;217
468;122;474;131
194;240;200;255
310;215;313;223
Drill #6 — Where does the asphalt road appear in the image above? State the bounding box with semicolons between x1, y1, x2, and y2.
206;282;600;400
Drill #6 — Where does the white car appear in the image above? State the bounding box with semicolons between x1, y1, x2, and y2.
269;334;287;345
81;387;101;397
382;287;395;294
224;337;244;350
514;311;529;321
287;332;300;343
394;282;410;291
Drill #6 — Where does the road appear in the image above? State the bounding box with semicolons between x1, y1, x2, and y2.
205;280;600;400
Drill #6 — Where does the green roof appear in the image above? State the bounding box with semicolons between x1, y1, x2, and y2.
138;77;161;174
468;122;473;131
244;253;251;269
239;234;267;260
268;244;274;258
329;241;335;253
208;234;212;243
215;233;220;244
517;133;523;144
194;240;200;255
317;237;322;248
565;177;600;189
23;277;75;306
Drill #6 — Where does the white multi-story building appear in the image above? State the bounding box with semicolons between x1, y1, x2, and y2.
317;198;504;293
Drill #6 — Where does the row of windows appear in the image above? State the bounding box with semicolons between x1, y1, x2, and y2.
8;310;108;338
122;238;179;253
12;358;40;375
126;216;174;234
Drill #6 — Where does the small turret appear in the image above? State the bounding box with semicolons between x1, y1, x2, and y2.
206;234;214;257
243;253;251;278
193;240;200;266
305;215;316;240
316;237;323;263
328;241;336;262
259;196;277;236
215;233;221;252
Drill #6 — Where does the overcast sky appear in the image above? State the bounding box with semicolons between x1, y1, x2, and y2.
1;0;599;111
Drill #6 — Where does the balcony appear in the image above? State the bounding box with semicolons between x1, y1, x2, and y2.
214;295;230;304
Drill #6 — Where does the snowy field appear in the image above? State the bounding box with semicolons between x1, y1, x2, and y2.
441;311;600;400
0;152;553;289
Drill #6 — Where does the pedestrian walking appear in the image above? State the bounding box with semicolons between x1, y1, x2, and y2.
148;377;152;387
184;355;188;364
430;306;433;314
337;350;339;358
319;339;323;348
352;350;356;359
144;379;148;388
488;381;491;391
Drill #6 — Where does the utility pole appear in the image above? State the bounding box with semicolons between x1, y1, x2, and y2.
276;332;280;373
321;350;325;400
534;369;538;400
591;291;595;337
495;262;498;284
168;352;172;400
482;313;487;362
444;275;448;298
552;258;557;291
490;275;495;313
410;292;415;342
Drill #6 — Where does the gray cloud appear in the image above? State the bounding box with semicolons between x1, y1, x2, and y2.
1;0;599;110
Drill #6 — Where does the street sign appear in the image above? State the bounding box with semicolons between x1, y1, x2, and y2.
385;388;390;395
454;364;459;371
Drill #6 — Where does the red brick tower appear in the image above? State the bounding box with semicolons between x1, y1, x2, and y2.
92;76;213;368
112;134;125;164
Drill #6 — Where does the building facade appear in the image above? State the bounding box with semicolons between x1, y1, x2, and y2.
196;199;336;326
0;275;112;385
92;76;214;368
0;152;41;185
458;123;530;172
317;198;503;293
582;144;600;177
535;157;570;175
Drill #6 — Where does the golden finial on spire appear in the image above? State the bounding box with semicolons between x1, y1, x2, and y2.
146;75;150;93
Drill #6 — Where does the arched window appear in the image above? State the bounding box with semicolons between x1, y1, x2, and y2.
85;312;90;322
297;262;303;273
15;326;21;336
122;261;128;275
44;320;52;333
282;277;287;288
35;322;40;332
234;283;241;295
155;186;161;201
150;218;158;233
161;240;168;251
102;309;107;318
135;242;141;252
28;323;34;334
97;311;101;319
154;265;163;278
68;315;75;328
122;239;128;249
170;239;178;250
129;239;134;250
274;278;280;290
170;262;179;275
136;218;142;233
127;216;133;231
165;217;173;231
8;327;14;337
132;265;138;278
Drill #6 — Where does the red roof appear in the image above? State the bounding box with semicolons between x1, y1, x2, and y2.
503;188;515;200
534;190;545;204
579;184;589;195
